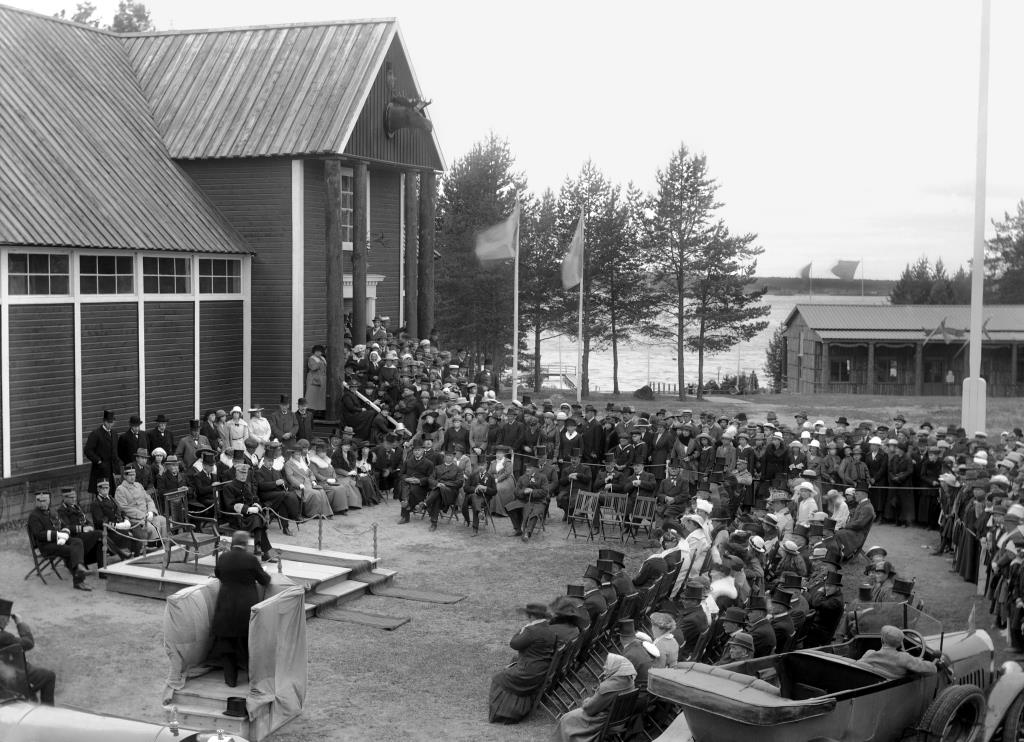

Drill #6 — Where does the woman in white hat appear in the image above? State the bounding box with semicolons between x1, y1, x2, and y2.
226;406;249;453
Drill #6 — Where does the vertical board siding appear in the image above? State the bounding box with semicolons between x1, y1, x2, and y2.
343;38;442;170
181;159;291;406
369;168;401;322
199;301;243;415
9;304;75;474
144;301;195;437
81;303;140;445
304;159;327;355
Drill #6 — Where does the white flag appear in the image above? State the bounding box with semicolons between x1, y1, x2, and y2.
561;214;585;290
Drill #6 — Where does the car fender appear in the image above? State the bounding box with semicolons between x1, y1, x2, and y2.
982;670;1024;741
653;710;694;741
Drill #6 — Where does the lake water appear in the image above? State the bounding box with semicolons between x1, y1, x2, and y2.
539;293;888;392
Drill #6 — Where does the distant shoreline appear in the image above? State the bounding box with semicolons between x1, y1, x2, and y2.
753;276;894;296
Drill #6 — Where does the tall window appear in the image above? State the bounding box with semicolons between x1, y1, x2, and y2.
143;257;191;294
198;258;242;294
80;255;134;294
8;253;70;295
341;174;354;243
830;358;851;382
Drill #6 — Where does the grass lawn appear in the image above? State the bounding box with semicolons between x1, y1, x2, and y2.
1;494;1011;742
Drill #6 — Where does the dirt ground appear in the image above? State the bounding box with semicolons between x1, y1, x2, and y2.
0;492;1010;742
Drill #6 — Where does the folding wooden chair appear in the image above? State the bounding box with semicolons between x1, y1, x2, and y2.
161;488;221;573
625;495;658;543
567;491;599;541
23;524;63;584
598;494;629;542
689;617;718;663
541;634;586;717
529;641;568;720
595;687;640;741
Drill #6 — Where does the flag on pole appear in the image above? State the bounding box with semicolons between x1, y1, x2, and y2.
797;262;812;280
474;201;520;261
830;260;860;281
561;214;585;290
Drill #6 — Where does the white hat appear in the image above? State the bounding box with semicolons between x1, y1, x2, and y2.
991;474;1011;487
772;431;784;440
974;430;988;438
695;499;713;515
814;420;825;428
868;436;883;445
1007;504;1024;521
844;487;856;496
230;405;242;414
555;411;567;421
808;439;820;448
795;481;815;493
939;473;959;487
800;430;811;439
750;535;766;553
886;438;899;446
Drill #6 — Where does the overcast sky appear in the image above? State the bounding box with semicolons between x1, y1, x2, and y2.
15;0;1024;278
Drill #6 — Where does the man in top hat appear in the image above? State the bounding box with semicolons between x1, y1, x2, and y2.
148;414;174;456
618;618;657;692
884;439;915;527
211;530;272;686
857;626;940;679
891;577;924;611
672;582;708;661
0;599;58;703
632;540;669;590
580;566;610;625
837;484;875;560
117;413;147;467
176;419;211;468
769;587;797;652
85;409;121;495
746;595;776;657
580;404;605;465
556;451;592;520
864;436;888;514
706;606;748;664
564;585;592;634
598;549;636;599
804;572;844;647
461;457;495;535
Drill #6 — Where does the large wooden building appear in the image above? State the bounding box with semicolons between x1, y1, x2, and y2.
0;6;443;486
782;304;1024;397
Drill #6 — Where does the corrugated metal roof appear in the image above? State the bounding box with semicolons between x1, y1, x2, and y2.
820;329;1024;342
0;5;247;253
787;304;1024;333
121;20;398;159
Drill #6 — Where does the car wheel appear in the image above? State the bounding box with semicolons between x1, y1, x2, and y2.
1002;693;1024;742
916;684;986;742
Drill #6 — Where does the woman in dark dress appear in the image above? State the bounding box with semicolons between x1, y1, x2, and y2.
488;604;559;724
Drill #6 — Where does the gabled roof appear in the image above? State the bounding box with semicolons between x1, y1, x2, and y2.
120;19;440;161
0;4;247;253
785;304;1024;342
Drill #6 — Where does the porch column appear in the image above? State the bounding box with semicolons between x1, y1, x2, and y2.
866;342;875;395
404;170;419;335
914;341;924;396
417;169;436;339
352;162;369;343
820;341;830;394
324;159;348;419
1012;343;1019;391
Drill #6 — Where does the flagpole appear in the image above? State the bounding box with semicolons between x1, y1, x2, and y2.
511;200;520;403
576;212;585;404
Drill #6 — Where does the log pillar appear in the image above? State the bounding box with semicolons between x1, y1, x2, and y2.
865;342;875;395
1011;342;1019;394
914;341;924;396
820;341;830;394
417;169;436;340
404;171;419;335
324;159;347;419
352;162;369;344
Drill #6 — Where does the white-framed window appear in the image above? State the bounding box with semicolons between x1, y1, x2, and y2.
198;258;242;294
340;173;354;243
80;254;134;295
143;256;191;294
8;252;70;296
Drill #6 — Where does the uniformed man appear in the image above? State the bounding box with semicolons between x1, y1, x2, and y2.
425;449;463;531
55;487;103;568
27;492;91;591
805;572;844;647
598;550;636;599
254;453;299;534
398;440;434;524
461;458;495;535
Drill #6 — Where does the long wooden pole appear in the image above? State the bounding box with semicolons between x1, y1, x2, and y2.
417;170;437;339
352;162;369;344
404;171;419;335
576;212;584;404
324;160;347;420
511;199;520;403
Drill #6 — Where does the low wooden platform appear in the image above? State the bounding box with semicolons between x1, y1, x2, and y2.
98;540;397;619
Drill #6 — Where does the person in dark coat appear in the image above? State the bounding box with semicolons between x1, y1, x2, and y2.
91;479;144;559
117;414;148;467
805;572;845;647
0;600;57;704
837;486;875;560
254;455;299;534
223;464;278;562
211;530;271;686
865;437;888;515
27;492;91;590
148;414;175;456
55;487;103;568
769;588;796;652
488;603;561;724
745;595;777;658
397;440;434;524
84;409;120;495
672;582;708;661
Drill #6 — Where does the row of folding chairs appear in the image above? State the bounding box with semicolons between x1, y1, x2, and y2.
566;491;659;544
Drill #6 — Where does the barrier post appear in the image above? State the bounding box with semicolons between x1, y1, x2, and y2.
373;522;379;563
318;515;324;551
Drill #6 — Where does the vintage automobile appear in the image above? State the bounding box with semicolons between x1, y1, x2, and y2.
649;603;1024;742
0;643;248;742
